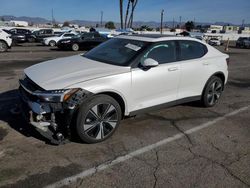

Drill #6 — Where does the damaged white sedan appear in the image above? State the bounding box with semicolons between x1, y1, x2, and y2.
19;34;229;144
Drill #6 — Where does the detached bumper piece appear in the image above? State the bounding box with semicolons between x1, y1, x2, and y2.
18;77;88;145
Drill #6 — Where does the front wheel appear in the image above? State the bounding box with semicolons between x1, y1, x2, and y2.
72;43;79;51
201;76;223;107
76;95;122;143
49;40;56;47
0;41;8;52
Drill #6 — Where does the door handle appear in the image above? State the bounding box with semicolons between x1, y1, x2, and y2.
168;67;178;71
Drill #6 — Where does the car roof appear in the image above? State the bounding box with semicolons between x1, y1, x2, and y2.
116;34;202;43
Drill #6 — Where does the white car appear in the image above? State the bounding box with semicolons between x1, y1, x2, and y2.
208;38;222;46
43;32;77;46
0;29;12;52
19;35;229;144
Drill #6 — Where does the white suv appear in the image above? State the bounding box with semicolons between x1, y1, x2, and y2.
42;32;77;46
19;35;229;144
0;29;12;52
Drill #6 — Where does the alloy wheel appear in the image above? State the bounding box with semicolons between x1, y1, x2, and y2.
0;41;7;52
207;80;222;105
72;43;79;51
83;103;118;140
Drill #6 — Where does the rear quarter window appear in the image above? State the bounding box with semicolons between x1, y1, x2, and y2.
179;40;207;61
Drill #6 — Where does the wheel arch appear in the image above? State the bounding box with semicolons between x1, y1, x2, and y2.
97;91;127;118
202;71;225;96
0;39;8;46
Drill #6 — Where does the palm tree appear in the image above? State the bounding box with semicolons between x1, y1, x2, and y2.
124;0;131;29
119;0;124;29
128;0;138;28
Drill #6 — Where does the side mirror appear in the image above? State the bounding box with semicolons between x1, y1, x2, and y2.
141;58;159;68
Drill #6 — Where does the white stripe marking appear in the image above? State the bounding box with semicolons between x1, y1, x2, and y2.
45;105;250;188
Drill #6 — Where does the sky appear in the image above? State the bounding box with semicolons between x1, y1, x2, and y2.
0;0;250;24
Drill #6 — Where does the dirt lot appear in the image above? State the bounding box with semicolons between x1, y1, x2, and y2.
0;43;249;188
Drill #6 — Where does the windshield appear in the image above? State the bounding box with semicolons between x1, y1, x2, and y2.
3;29;12;34
72;34;81;38
84;38;148;66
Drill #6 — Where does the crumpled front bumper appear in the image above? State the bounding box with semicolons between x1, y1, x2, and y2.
18;77;92;144
19;84;73;144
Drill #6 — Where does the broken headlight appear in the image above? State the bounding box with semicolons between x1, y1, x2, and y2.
34;88;80;103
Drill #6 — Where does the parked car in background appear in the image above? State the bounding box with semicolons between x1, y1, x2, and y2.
3;29;26;44
57;32;107;51
243;38;250;48
9;28;31;35
27;29;55;42
236;37;249;48
208;38;223;46
43;32;77;46
0;29;12;52
19;35;229;143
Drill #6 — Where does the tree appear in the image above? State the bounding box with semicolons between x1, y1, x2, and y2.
119;0;139;29
127;0;138;28
105;21;116;29
63;21;70;27
185;21;194;31
124;0;131;28
1;17;5;22
119;0;124;29
139;25;152;31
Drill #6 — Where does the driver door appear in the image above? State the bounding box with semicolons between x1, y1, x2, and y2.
130;41;180;112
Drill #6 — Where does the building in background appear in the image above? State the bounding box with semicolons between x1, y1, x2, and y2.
223;25;240;33
208;25;224;33
9;20;29;27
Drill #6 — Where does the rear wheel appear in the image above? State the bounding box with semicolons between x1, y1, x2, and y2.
49;40;56;47
76;95;122;143
72;43;79;51
201;76;223;107
0;41;8;52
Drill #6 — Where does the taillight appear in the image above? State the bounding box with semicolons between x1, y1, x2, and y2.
226;58;230;66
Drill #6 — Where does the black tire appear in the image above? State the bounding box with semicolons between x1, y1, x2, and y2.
76;94;122;143
49;40;56;47
201;76;223;107
28;37;35;43
72;43;79;51
0;41;8;52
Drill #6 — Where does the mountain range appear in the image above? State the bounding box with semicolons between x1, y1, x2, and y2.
1;15;248;28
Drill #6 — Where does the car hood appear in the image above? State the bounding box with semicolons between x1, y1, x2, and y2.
24;55;130;90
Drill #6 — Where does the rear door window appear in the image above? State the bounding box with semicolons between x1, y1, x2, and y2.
179;40;207;61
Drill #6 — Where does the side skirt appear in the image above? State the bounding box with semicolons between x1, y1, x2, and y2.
128;96;201;117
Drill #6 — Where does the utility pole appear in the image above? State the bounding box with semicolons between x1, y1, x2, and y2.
172;17;175;28
51;8;55;25
160;9;164;34
100;11;103;27
179;16;182;28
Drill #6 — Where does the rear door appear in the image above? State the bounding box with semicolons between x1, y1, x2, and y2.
131;41;181;112
177;40;210;99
